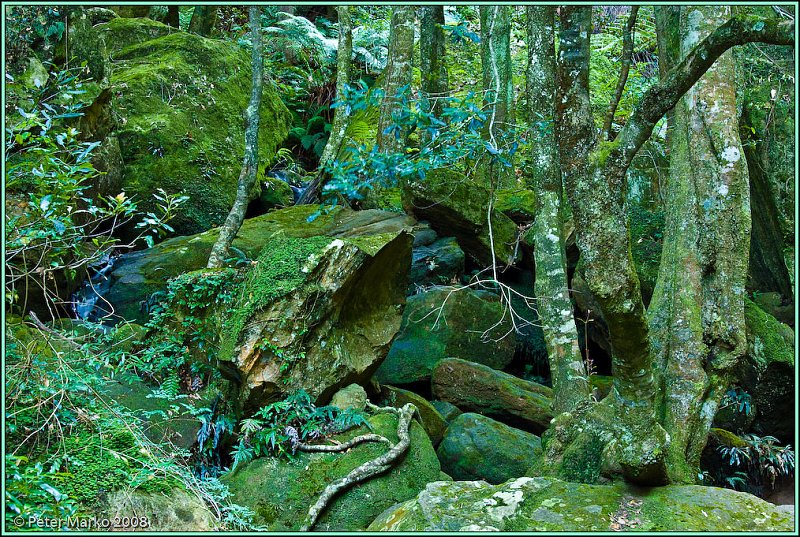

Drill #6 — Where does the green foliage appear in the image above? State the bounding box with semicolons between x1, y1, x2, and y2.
5;454;77;527
230;390;367;470
719;387;753;416
712;434;794;497
5;64;186;314
4;6;66;68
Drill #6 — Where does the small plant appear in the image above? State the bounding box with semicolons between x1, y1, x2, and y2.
715;433;795;497
230;390;367;470
718;387;753;416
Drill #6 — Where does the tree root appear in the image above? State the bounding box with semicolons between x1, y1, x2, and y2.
297;433;391;453
300;403;417;531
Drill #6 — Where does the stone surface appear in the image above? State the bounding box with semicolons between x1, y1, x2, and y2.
408;237;465;293
104;205;415;324
380;385;447;446
222;412;440;531
100;488;216;531
330;383;368;412
432;358;553;434
401;168;519;267
86;17;291;237
430;400;462;423
436;413;542;484
374;288;516;386
368;476;793;532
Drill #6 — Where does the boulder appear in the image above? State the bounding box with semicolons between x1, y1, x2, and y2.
85;18;292;237
374;288;516;385
401;168;519;267
432;358;553;434
409;237;465;293
99;488;216;531
430;400;462;423
330;384;368;412
222;412;440;531
367;476;793;531
495;188;536;223
436;413;542;484
214;208;413;412
102;205;414;324
380;385;447;446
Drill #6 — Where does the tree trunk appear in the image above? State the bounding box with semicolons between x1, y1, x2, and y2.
602;6;639;140
164;6;180;29
649;5;752;483
479;6;514;188
367;6;414;208
188;5;218;37
207;6;263;269
526;6;589;415
419;6;449;146
297;6;353;206
375;6;415;155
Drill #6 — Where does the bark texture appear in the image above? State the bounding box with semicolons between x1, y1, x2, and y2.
419;6;449;145
188;6;218;37
602;6;639;140
649;5;752;483
376;6;415;155
479;6;514;188
526;6;589;415
207;6;263;269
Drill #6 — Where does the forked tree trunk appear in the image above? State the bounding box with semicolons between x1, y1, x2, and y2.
419;6;449;146
526;6;589;415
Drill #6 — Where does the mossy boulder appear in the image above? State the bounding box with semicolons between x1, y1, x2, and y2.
214;208;413;412
374;288;516;386
379;385;447;446
98;488;216;531
103;205;414;324
329;383;368;412
436;413;542;484
257;176;295;211
409;236;465;293
221;412;441;531
368;476;793;531
740;299;794;442
432;358;553;434
495;188;536;223
431;400;462;423
401;168;519;267
88;18;291;237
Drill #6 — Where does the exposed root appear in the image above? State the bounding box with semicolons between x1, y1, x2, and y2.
300;403;417;531
297;433;391;453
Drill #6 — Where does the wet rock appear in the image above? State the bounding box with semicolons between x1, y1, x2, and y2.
380;385;447;446
409;237;465;293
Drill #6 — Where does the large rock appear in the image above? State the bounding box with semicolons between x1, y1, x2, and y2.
222;412;440;531
431;358;553;434
215;208;413;412
742;299;794;443
380;385;447;446
84;18;291;237
99;488;216;531
408;237;465;293
103;205;414;324
437;413;542;484
401;168;519;267
367;476;793;531
374;288;516;386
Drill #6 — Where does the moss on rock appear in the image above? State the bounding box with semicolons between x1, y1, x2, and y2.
222;412;440;531
367;476;793;531
93;18;291;236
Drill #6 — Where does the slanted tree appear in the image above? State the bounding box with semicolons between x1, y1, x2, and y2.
479;6;514;188
419;6;449;146
188;5;218;37
525;6;589;415
536;6;793;485
207;6;263;269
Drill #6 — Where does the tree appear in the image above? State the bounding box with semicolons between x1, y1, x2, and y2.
419;6;449;146
188;5;218;37
537;7;793;485
296;6;353;205
479;6;514;188
525;6;589;415
207;6;263;269
375;6;415;155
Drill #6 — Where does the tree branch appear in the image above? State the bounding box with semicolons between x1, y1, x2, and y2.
602;6;639;140
615;14;793;168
